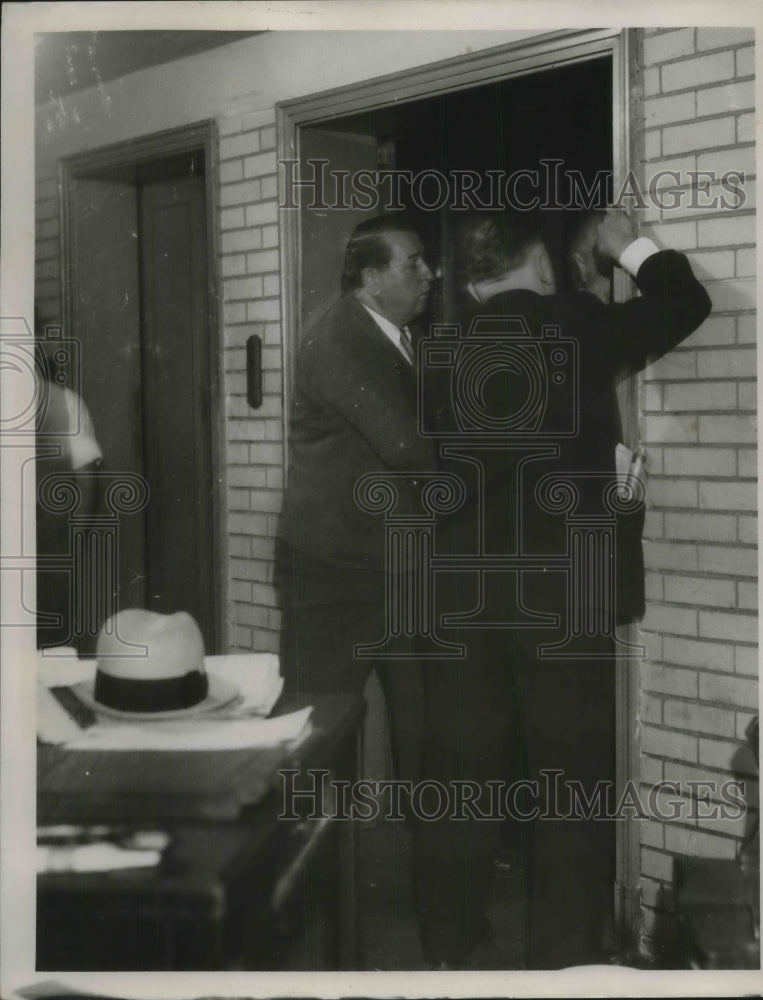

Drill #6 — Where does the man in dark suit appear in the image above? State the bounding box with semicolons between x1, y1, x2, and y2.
275;215;453;962
425;208;711;968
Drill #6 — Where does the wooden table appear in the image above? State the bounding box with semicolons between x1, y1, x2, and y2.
37;694;365;972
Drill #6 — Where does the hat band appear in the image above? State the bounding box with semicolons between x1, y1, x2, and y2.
94;669;208;713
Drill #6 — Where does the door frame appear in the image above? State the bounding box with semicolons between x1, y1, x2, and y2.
59;119;225;653
278;27;642;948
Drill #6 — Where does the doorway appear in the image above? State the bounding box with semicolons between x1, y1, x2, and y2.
280;28;641;946
61;123;222;653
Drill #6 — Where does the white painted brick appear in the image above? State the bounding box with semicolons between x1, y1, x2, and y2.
246;249;280;274
644;539;699;571
699;611;758;645
698;544;757;577
228;535;251;558
664;699;736;737
262;224;279;249
221;254;246;278
697;214;756;248
663;117;735;156
229;512;269;535
697;143;755;179
664;574;736;608
697;349;757;379
735;645;759;676
736;45;755;76
219;179;262;208
697;809;754;841
738;581;758;611
698;414;756;444
641;692;663;724
737;451;757;479
736;713;758;744
663;636;735;673
738;516;756;545
664;512;736;543
248;443;282;466
736;247;756;278
644;349;697;382
685;249;735;281
267;467;284;490
223;301;246;325
225;275;265;300
664;824;736;858
696;27;756;50
220;206;245;230
650;477;699;508
643;66;661;97
661;52;735;92
262;346;282;371
641;822;664;849
642;661;698;697
222;229;263;254
664;380;736;411
645;571;663;601
641;847;673;883
235;602;270;628
697;80;756;118
644;92;696;127
644;414;698;444
737;112;755;144
220;160;244;184
263;275;280;297
228;418;267;441
228;466;268;488
230;624;252;649
644;130;662;161
246;299;281;322
650;220;697;252
705;277;756;313
644;155;697;191
643;602;698;636
662;447;736;477
643;383;663;411
641;724;698;762
641;754;664;785
643;28;696;64
261;176;278;201
699;480;757;511
226;442;250;464
220;130;261;161
699;735;758;772
243;151;278;179
245;202;279;227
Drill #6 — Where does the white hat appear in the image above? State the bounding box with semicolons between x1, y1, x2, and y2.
72;609;239;720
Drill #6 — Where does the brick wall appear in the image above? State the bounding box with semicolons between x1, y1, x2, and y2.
218;108;283;653
635;26;757;958
34;169;61;328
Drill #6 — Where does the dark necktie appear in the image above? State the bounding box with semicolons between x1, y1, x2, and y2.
399;326;416;368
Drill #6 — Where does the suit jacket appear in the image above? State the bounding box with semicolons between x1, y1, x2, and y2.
440;248;712;618
278;294;437;572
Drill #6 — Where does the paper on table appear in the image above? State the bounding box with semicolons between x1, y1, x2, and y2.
37;842;162;874
60;706;313;752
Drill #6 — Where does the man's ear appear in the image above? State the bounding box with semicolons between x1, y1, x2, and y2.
361;266;380;295
536;244;555;292
570;250;586;288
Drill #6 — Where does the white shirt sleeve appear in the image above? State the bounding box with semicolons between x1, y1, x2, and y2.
63;388;103;470
618;237;660;279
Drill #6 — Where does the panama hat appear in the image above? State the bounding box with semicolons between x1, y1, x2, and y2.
71;609;239;720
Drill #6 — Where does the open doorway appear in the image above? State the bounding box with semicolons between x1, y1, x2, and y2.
60;125;222;653
282;31;641;949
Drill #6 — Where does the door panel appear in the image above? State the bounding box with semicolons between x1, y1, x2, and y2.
138;167;215;650
70;173;147;612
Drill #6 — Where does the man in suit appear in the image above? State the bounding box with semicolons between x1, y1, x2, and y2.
425;208;711;968
275;215;455;963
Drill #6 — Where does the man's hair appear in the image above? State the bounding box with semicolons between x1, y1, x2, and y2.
456;211;543;284
567;209;606;259
340;214;417;292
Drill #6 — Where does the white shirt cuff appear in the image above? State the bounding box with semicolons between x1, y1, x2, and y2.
618;237;660;278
